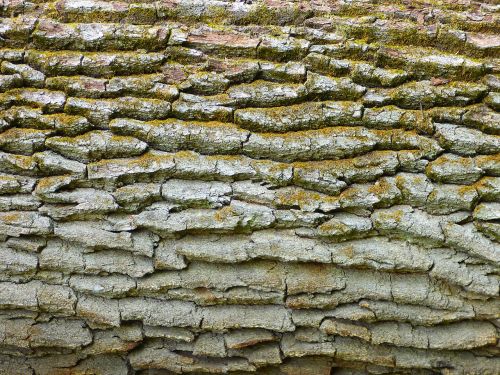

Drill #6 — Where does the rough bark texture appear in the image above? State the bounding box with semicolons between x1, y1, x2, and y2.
0;0;499;374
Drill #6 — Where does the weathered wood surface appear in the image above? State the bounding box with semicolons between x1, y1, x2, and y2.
0;0;499;374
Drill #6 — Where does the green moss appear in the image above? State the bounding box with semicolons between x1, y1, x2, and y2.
336;21;375;41
243;4;278;25
276;188;338;210
0;152;37;174
204;5;231;26
127;4;156;24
